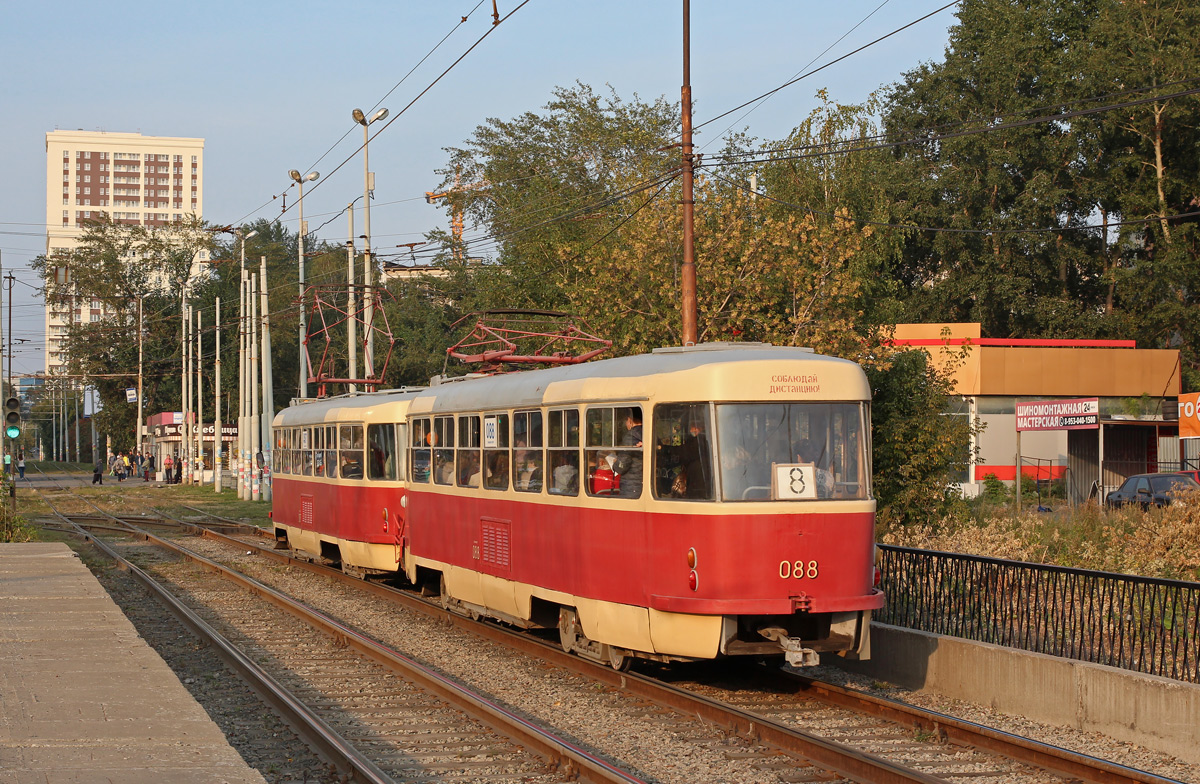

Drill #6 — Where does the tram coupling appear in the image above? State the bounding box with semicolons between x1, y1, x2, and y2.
758;627;820;667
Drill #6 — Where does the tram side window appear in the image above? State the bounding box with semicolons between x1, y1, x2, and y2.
547;408;580;496
314;426;326;477
340;425;364;479
433;416;455;485
301;427;314;476
367;424;397;481
395;424;407;481
482;413;509;490
325;425;338;479
584;406;643;499
457;415;481;487
513;411;543;492
652;404;714;500
410;418;431;482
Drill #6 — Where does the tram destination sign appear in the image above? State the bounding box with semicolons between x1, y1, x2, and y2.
1015;398;1099;431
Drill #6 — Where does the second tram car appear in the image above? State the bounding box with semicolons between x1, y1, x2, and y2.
272;344;883;668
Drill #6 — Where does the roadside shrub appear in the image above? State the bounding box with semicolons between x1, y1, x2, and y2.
880;492;1200;582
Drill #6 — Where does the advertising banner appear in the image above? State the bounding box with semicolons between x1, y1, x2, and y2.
1015;398;1099;431
1179;392;1200;439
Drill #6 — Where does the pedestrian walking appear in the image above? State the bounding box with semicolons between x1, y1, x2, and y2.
92;458;104;485
17;453;24;480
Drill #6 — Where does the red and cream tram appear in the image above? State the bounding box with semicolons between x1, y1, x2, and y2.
272;344;883;668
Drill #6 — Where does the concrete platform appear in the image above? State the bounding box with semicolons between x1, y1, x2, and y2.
834;623;1200;766
0;542;267;783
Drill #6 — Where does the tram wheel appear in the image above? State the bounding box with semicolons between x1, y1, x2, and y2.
558;608;578;653
607;645;632;672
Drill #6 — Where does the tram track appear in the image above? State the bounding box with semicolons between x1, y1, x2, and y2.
164;524;1194;784
19;468;1193;784
24;469;644;784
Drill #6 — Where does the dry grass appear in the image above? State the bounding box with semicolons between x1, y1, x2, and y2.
879;491;1200;582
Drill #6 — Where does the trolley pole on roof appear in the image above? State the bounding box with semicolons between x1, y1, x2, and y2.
680;0;698;347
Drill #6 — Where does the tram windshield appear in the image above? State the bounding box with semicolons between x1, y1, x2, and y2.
716;402;870;501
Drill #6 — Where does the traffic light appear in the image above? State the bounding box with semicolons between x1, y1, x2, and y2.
4;397;19;439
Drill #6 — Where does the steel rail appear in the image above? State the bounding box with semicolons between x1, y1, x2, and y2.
773;671;1183;784
196;528;948;784
199;527;1188;784
116;525;647;784
27;496;396;783
27;470;1184;784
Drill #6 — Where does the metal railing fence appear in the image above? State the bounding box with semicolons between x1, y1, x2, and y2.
877;545;1200;683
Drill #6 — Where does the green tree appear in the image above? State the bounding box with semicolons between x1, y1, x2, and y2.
882;0;1109;339
868;348;975;527
32;216;215;451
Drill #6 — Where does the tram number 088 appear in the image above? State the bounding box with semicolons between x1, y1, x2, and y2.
779;560;819;579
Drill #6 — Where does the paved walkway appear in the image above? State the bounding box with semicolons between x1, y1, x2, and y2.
0;542;266;783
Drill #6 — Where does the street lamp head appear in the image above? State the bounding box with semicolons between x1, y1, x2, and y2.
245;230;258;240
353;108;367;125
306;171;319;182
371;108;389;123
289;169;302;183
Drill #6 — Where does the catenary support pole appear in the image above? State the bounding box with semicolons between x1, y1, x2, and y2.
259;255;273;503
239;269;248;499
250;272;260;502
215;297;222;493
184;303;192;484
348;203;357;393
136;298;144;465
195;307;203;485
679;0;697;346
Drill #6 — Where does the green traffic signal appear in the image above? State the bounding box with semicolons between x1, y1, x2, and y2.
4;397;20;438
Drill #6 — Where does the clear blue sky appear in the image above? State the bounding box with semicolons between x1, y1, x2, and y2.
0;0;956;375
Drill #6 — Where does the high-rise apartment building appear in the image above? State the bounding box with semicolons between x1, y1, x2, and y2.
43;130;205;375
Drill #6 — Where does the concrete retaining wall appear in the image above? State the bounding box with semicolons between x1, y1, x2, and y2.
833;624;1200;765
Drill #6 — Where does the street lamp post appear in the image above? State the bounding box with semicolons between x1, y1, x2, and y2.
352;108;387;378
288;169;319;399
237;229;257;499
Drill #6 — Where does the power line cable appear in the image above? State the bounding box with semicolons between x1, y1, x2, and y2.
699;0;896;151
695;1;959;134
709;84;1200;167
270;1;532;223
706;168;1200;236
230;2;492;226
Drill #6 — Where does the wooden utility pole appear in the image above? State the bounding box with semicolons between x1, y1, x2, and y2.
680;0;698;346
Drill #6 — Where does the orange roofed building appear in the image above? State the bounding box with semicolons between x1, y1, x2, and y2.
893;323;1183;504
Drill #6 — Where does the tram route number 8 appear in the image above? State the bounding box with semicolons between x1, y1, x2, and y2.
779;560;819;579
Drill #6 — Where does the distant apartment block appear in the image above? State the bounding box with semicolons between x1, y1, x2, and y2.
43;130;205;376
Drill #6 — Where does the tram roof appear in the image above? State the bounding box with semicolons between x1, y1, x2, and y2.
410;343;869;414
273;345;869;426
273;388;422;427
